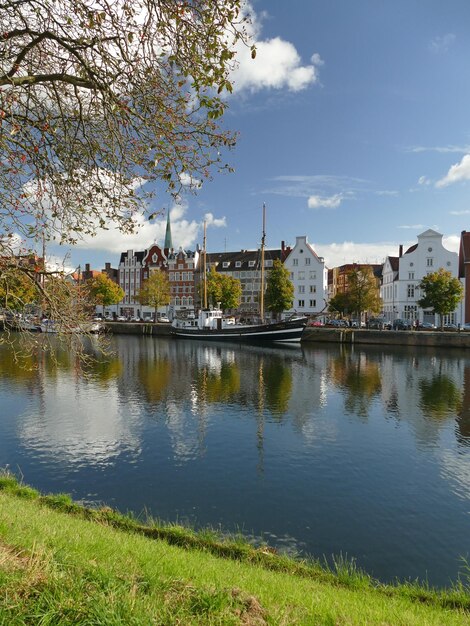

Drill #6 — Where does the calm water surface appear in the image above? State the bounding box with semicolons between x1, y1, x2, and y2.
1;334;470;587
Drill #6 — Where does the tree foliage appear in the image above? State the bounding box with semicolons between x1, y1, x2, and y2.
0;265;38;311
137;270;170;317
89;273;124;313
0;0;252;349
418;269;463;327
328;292;350;316
265;259;294;317
206;266;241;310
345;267;382;317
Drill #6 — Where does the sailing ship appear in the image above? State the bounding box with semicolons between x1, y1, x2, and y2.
171;206;307;342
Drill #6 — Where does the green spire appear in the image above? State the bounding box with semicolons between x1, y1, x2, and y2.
164;209;173;251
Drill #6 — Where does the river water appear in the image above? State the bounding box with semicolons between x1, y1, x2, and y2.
1;334;470;587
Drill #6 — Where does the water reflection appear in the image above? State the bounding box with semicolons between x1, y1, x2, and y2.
2;336;470;585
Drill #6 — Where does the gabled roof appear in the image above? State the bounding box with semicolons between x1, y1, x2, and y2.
119;250;145;264
204;248;282;271
403;243;418;255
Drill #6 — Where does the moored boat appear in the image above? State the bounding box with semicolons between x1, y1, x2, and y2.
171;308;307;342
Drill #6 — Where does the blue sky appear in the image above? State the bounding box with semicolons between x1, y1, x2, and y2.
53;0;470;272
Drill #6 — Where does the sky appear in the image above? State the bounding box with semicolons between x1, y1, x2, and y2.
50;0;470;272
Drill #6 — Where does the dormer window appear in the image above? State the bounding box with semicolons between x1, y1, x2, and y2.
235;261;241;268
248;260;255;267
223;261;230;268
265;259;273;267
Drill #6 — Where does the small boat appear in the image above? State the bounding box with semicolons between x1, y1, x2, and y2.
171;308;307;342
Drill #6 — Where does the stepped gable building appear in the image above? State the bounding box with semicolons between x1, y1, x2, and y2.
283;236;327;317
381;228;460;325
167;247;199;314
198;244;289;320
118;249;145;317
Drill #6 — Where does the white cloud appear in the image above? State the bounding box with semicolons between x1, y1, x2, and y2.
450;209;470;215
398;224;426;230
418;175;431;186
179;172;202;189
407;144;470;154
70;202;208;253
308;193;343;209
231;6;321;93
312;235;460;269
314;241;399;268
204;212;227;228
436;154;470;188
429;33;456;54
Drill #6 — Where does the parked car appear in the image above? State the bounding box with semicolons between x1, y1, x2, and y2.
116;315;127;321
368;318;388;330
392;319;411;330
442;323;458;331
308;319;324;327
157;315;170;323
325;319;348;328
461;323;470;331
420;322;436;330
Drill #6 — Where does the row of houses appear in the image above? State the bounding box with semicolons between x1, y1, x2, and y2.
89;214;470;326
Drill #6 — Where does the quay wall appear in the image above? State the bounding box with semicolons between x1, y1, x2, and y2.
301;327;470;349
104;322;172;336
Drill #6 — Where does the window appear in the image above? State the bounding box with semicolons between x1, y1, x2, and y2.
223;261;230;268
407;284;415;298
309;271;316;280
305;258;311;265
298;271;305;280
248;260;255;267
309;300;316;308
265;259;273;267
293;258;298;266
298;285;305;294
310;285;316;293
408;272;414;280
235;261;241;268
290;272;294;280
298;300;305;308
426;258;433;267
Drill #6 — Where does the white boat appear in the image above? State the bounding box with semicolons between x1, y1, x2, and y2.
171;308;306;342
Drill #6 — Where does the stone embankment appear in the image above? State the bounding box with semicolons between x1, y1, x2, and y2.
301;326;470;348
104;321;172;336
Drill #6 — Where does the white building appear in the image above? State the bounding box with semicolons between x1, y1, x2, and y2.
381;229;460;325
283;236;328;317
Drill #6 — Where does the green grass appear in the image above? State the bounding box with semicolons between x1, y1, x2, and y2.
0;473;469;625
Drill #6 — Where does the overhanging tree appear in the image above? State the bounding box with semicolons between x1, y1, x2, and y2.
418;269;463;328
0;0;252;347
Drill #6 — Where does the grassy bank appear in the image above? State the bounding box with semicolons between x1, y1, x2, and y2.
0;476;469;624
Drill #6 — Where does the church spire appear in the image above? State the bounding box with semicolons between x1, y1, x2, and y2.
164;209;173;252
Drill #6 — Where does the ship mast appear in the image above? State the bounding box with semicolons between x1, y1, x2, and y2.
203;220;207;309
259;203;266;322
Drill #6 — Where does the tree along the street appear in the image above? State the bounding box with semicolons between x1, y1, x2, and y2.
89;274;125;317
0;0;252;354
417;269;463;329
265;259;294;320
327;292;351;317
345;267;382;318
206;266;242;311
137;271;171;320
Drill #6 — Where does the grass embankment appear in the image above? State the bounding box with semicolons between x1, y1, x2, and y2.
0;476;469;625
